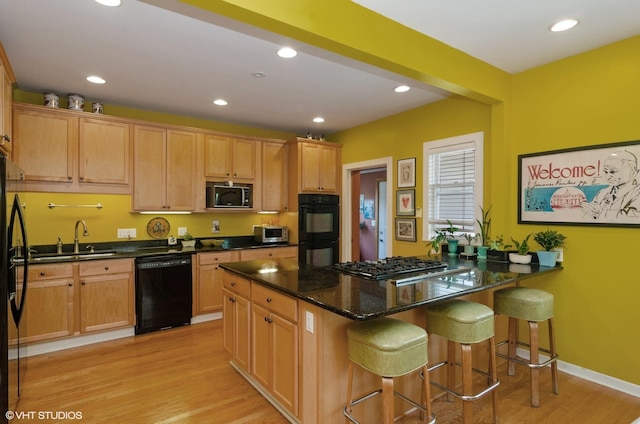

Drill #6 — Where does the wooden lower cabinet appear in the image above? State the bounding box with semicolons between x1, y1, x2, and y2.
13;259;134;344
78;259;134;333
238;245;298;261
196;251;238;315
222;272;251;371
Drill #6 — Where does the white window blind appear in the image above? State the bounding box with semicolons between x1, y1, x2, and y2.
422;132;484;240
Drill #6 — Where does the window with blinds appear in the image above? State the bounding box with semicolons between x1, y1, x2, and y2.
422;132;484;240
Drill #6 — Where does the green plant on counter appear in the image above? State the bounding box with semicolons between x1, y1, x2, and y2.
488;234;512;251
183;232;194;241
511;233;532;255
476;205;492;246
533;229;566;251
462;232;476;245
427;220;459;254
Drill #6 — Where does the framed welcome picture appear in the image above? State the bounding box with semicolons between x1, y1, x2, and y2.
397;189;415;216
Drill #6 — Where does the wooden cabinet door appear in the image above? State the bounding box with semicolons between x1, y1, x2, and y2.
300;142;322;192
0;64;12;154
251;303;272;389
232;138;256;180
198;263;224;314
319;144;339;193
234;294;251;371
133;125;166;210
22;278;74;343
271;313;298;414
79;118;130;185
13;107;77;183
204;134;232;178
262;141;288;211
166;130;196;211
79;272;134;333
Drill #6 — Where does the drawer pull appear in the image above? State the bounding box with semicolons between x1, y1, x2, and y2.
266;297;272;303
81;281;86;285
104;266;109;271
231;281;236;287
68;283;73;287
40;272;46;276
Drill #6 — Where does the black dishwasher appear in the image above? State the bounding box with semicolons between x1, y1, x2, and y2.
135;254;193;335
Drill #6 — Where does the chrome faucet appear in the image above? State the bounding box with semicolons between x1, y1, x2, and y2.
74;220;89;254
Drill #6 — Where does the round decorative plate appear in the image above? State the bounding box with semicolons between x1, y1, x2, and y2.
147;217;170;239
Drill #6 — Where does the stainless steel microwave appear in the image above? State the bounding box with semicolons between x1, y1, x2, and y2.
206;183;252;208
254;226;289;244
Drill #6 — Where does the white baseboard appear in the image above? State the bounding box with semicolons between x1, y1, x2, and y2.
515;347;640;398
191;312;222;324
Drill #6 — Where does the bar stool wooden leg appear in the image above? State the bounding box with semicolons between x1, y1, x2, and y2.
345;362;354;423
507;316;518;376
421;364;432;421
447;340;456;402
461;343;473;424
549;318;559;395
382;377;394;424
529;321;540;407
489;336;499;424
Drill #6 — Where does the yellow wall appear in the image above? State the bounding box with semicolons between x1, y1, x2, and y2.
509;35;640;384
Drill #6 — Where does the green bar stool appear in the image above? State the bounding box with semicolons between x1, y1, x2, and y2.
344;317;435;424
493;287;559;407
425;299;499;424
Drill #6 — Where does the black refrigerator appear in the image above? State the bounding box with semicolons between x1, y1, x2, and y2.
1;154;28;421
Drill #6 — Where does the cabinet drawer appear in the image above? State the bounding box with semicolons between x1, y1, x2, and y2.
28;263;74;281
251;284;298;323
79;258;133;276
223;272;251;298
239;246;297;261
198;251;237;265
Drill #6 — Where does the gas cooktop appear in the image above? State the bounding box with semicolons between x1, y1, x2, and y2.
333;256;447;280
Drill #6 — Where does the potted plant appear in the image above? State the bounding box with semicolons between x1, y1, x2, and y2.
533;229;566;267
462;233;476;255
476;206;491;260
426;220;459;256
181;232;196;248
509;233;532;264
486;234;513;263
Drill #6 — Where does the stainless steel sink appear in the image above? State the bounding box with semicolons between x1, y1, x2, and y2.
27;251;119;263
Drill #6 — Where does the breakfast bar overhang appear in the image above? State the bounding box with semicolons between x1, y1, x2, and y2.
220;257;563;423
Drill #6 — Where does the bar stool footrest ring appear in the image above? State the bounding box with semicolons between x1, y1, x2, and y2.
343;388;436;424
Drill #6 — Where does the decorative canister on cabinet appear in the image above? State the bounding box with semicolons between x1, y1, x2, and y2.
43;93;59;108
67;93;85;110
92;102;104;114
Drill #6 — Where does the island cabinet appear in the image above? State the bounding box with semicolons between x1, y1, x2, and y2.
0;43;14;155
132;125;196;211
261;140;288;212
222;271;251;372
12;103;131;193
77;259;134;334
204;134;257;182
195;250;239;315
251;284;299;416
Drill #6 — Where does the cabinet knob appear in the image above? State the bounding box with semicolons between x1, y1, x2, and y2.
40;272;46;276
266;297;272;303
1;135;10;143
81;281;86;285
68;283;73;287
67;176;72;181
229;296;236;303
230;281;236;286
264;316;273;323
79;176;84;181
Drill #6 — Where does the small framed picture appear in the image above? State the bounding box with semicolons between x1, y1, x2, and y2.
397;157;416;188
396;189;415;216
395;218;417;241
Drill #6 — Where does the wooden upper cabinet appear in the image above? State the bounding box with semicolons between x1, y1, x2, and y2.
13;106;77;183
132;125;196;211
12;104;131;193
79;118;130;185
262;141;288;211
288;138;342;205
0;53;13;155
205;134;256;181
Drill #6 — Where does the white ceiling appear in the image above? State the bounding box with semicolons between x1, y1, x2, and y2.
1;0;639;136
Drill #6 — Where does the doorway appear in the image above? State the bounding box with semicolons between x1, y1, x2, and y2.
341;157;393;262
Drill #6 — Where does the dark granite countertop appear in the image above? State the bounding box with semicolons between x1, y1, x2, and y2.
220;256;563;320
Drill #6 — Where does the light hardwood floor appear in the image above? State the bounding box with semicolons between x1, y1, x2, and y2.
16;320;640;423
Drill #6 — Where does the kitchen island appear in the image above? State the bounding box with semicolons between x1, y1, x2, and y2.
220;257;562;423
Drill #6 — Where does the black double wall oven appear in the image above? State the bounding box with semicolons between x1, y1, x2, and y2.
298;194;339;267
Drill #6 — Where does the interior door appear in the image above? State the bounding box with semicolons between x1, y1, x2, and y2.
377;180;387;259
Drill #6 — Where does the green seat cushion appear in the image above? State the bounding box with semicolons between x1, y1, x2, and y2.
426;299;494;344
494;287;554;322
348;317;428;377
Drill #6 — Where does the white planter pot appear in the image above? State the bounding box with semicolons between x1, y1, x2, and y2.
509;253;532;264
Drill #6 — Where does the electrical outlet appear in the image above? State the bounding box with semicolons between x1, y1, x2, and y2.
305;311;314;333
117;228;137;239
178;227;188;236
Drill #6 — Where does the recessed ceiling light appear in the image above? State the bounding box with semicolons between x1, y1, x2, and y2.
394;85;410;93
313;117;325;123
277;47;298;58
213;99;228;106
251;72;266;78
549;19;579;32
94;0;121;6
87;75;106;84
